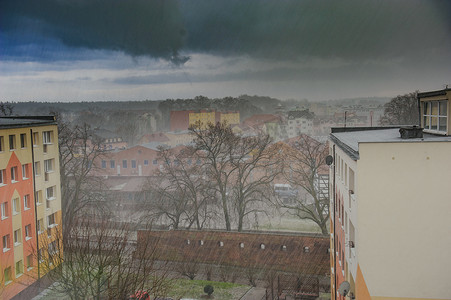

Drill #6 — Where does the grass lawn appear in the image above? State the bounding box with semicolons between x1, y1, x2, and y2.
256;213;327;233
166;279;251;300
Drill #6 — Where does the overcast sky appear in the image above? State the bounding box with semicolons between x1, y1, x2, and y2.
1;0;450;102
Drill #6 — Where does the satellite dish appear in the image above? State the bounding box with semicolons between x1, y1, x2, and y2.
338;281;350;297
325;155;334;166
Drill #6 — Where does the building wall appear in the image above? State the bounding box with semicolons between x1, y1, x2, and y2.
31;125;63;286
170;111;191;131
98;145;160;176
357;141;451;299
219;111;240;125
189;110;216;129
0;124;62;300
330;143;358;300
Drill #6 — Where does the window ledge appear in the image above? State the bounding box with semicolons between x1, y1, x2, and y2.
48;224;58;229
0;183;6;187
11;180;18;184
47;197;56;201
36;202;42;206
26;237;32;241
16;273;23;279
3;247;10;253
1;216;8;220
13;212;19;216
14;242;21;247
27;267;33;271
24;207;30;211
5;280;12;285
22;177;28;180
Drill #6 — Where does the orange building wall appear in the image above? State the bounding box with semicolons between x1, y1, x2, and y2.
1;151;37;299
356;265;371;300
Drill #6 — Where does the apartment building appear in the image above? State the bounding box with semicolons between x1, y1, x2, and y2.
170;110;240;131
328;88;451;300
0;116;62;300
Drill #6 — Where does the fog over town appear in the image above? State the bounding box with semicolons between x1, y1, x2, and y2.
1;1;450;300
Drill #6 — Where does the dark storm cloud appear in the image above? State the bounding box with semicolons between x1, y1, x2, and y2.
0;0;187;64
1;0;450;64
180;0;451;62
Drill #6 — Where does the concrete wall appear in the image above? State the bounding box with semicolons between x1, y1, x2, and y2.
357;141;451;299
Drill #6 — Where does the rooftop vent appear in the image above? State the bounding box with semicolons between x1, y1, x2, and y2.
399;126;423;139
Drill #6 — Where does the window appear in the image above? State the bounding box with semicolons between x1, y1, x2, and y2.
12;198;20;214
14;229;21;246
25;224;32;240
21;164;28;179
131;160;137;168
44;159;53;173
0;169;5;185
144;160;149;166
4;267;12;284
110;160;115;168
37;219;44;234
239;242;244;248
423;100;448;133
260;243;266;250
15;260;23;277
46;186;55;200
27;254;33;270
43;131;52;144
0;136;3;151
304;246;310;253
101;160;107;168
33;132;39;146
3;234;10;252
218;241;224;247
20;133;26;148
152;159;157;165
9;135;16;150
24;194;30;210
1;202;8;219
281;245;287;251
36;190;42;205
34;161;41;176
48;241;57;255
47;213;56;227
122;160;127;168
11;166;18;182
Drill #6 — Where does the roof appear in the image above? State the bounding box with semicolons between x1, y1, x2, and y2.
287;110;314;120
417;87;451;98
330;127;451;160
0;116;57;129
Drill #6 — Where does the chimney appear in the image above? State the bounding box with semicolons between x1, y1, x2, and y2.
399;126;423;139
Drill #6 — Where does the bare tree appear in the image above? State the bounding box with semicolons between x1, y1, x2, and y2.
189;121;240;231
146;146;214;230
190;121;280;231
34;212;171;300
57;118;107;238
275;135;330;235
229;134;282;231
381;92;419;125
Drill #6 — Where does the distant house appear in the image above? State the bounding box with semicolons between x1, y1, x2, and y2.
95;145;160;177
286;109;314;137
92;128;127;151
170;110;240;131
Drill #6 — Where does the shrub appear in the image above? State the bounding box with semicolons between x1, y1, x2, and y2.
204;285;214;296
